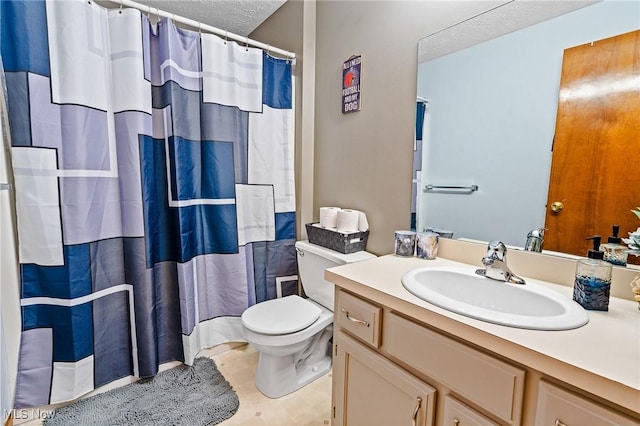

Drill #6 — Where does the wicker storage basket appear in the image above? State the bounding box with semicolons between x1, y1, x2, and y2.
305;223;369;254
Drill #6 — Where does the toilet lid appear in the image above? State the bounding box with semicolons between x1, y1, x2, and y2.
241;295;323;335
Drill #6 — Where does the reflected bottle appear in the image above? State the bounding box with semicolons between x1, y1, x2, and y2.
600;225;628;266
573;236;612;311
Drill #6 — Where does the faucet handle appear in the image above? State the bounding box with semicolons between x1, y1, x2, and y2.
486;240;507;261
527;227;546;239
525;227;546;252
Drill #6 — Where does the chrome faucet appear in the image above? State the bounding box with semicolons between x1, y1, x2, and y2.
475;240;526;285
524;227;545;252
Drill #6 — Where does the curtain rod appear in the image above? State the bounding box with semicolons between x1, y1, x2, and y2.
104;0;296;59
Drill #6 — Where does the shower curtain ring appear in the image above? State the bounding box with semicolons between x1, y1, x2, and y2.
119;0;123;13
224;31;228;45
245;36;249;51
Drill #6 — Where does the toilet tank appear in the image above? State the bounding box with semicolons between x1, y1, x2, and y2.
295;240;376;311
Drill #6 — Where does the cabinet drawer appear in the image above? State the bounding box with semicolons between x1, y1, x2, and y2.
386;312;524;425
535;380;637;425
336;290;381;348
443;395;499;426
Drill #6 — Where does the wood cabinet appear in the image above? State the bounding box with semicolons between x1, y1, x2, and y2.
534;380;638;426
335;289;381;348
385;311;524;425
333;330;435;426
331;288;638;426
443;396;500;426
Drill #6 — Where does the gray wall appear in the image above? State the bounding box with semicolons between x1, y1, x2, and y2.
254;1;582;254
313;1;502;254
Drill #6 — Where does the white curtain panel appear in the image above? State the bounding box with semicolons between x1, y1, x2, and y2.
0;58;21;422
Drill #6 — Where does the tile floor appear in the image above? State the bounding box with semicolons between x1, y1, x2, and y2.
17;344;332;426
211;344;332;426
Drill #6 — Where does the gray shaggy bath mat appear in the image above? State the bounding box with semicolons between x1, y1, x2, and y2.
44;357;239;426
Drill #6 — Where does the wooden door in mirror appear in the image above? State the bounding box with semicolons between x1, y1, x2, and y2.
545;29;640;260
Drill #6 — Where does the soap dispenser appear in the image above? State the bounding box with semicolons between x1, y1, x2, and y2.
600;224;628;266
573;235;612;311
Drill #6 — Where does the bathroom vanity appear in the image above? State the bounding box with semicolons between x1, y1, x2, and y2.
326;252;640;425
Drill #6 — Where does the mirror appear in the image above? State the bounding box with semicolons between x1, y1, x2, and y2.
415;0;640;257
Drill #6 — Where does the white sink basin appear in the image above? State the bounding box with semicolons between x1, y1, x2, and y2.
401;266;588;330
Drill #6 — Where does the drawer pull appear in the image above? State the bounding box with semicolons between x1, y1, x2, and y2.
341;308;370;327
554;420;567;426
412;396;422;426
453;418;460;426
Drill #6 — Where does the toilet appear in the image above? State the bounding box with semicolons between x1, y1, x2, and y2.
241;240;376;398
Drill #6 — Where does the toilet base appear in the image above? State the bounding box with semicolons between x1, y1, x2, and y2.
255;351;332;399
253;325;333;398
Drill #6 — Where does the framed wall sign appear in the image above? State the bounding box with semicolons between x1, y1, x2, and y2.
342;55;361;113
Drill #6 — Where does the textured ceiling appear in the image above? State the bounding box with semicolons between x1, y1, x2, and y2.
114;0;287;36
104;1;601;62
419;0;600;63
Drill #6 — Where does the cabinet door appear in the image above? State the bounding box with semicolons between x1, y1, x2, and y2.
535;380;637;426
333;331;436;426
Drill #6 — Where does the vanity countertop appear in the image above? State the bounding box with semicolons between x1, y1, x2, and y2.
325;254;640;415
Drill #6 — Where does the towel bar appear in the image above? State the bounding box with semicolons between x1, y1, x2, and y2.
424;184;478;194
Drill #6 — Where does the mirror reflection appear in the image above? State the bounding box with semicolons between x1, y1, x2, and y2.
414;0;640;260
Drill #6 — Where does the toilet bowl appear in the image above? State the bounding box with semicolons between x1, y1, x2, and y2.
241;240;376;398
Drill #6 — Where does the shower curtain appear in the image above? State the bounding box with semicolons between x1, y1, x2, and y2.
411;100;427;231
0;0;296;408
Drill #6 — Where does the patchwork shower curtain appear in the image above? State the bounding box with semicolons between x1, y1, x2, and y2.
411;100;427;231
0;0;296;408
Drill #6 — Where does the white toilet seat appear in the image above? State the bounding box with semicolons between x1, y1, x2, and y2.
241;295;322;335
